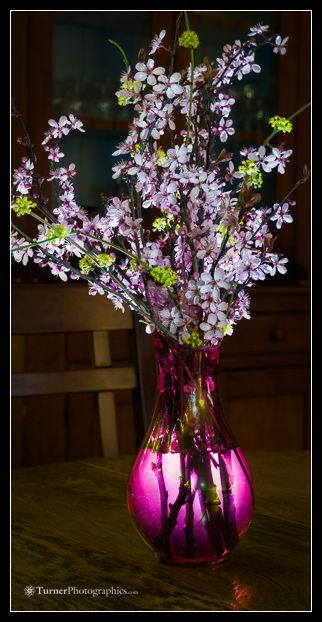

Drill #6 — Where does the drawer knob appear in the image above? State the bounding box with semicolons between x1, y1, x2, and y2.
270;326;286;342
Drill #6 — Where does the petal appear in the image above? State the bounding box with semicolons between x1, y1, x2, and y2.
170;72;181;83
201;272;212;283
200;322;211;331
147;75;157;85
207;313;217;325
153;66;165;75
134;71;147;81
153;84;165;92
134;153;143;165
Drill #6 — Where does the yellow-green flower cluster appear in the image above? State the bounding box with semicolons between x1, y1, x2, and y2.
130;143;141;157
218;224;236;245
12;196;36;217
152;216;174;233
184;326;203;348
79;256;95;275
238;159;263;189
79;253;115;274
129;258;140;273
178;30;200;49
157;148;168;166
46;225;71;241
218;321;233;336
118;80;145;106
269;115;293;133
96;253;115;268
150;266;178;288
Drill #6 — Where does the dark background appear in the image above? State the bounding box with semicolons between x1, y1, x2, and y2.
11;11;311;467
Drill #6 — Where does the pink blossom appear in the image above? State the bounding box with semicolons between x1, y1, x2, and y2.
46;145;65;162
153;72;183;99
248;24;269;36
150;29;166;55
271;147;293;174
273;35;289;55
134;59;165;86
270;202;293;229
48;116;70;139
217;118;235;143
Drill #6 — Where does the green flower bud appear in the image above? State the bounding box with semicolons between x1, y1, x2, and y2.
178;30;200;49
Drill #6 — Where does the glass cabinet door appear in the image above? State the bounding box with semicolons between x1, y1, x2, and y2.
52;11;153;211
52;11;282;210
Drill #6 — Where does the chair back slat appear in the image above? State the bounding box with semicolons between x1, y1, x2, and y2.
12;366;137;397
11;284;133;333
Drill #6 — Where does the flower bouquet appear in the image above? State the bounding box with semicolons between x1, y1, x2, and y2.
11;12;310;565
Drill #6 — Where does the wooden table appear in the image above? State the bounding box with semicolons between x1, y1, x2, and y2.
11;451;311;612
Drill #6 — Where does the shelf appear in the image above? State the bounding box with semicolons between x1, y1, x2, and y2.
80;116;130;132
76;115;267;145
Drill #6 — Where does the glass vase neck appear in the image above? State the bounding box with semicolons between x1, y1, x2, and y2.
148;330;236;453
152;331;221;391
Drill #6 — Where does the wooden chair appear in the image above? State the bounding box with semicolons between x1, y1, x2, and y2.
11;283;155;464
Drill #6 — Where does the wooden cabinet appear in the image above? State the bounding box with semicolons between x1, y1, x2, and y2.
218;285;311;450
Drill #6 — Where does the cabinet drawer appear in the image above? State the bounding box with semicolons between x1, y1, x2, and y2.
221;313;310;355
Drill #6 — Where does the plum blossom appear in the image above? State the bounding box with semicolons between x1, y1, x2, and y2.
271;147;293;174
273;35;289;55
270;202;293;229
159;305;185;335
266;256;288;276
134;59;165;86
68;114;85;132
153;72;184;99
47;115;70;139
200;295;230;340
12;159;34;194
247;145;278;173
248;24;269;36
217;118;235;143
48;261;69;281
11;233;34;265
235;249;264;283
45;145;64;162
150;29;166;54
163;145;188;172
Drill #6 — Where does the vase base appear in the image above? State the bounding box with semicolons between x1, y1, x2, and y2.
158;552;230;567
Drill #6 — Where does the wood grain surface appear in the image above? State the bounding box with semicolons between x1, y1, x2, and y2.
11;451;311;612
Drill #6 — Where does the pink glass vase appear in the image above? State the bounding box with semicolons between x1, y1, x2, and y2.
127;332;255;566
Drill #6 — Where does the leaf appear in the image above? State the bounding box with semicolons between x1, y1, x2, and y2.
137;48;146;63
214;149;233;164
264;235;277;252
245;193;261;208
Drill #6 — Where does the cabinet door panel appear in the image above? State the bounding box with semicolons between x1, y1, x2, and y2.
221;313;310;356
228;394;306;450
